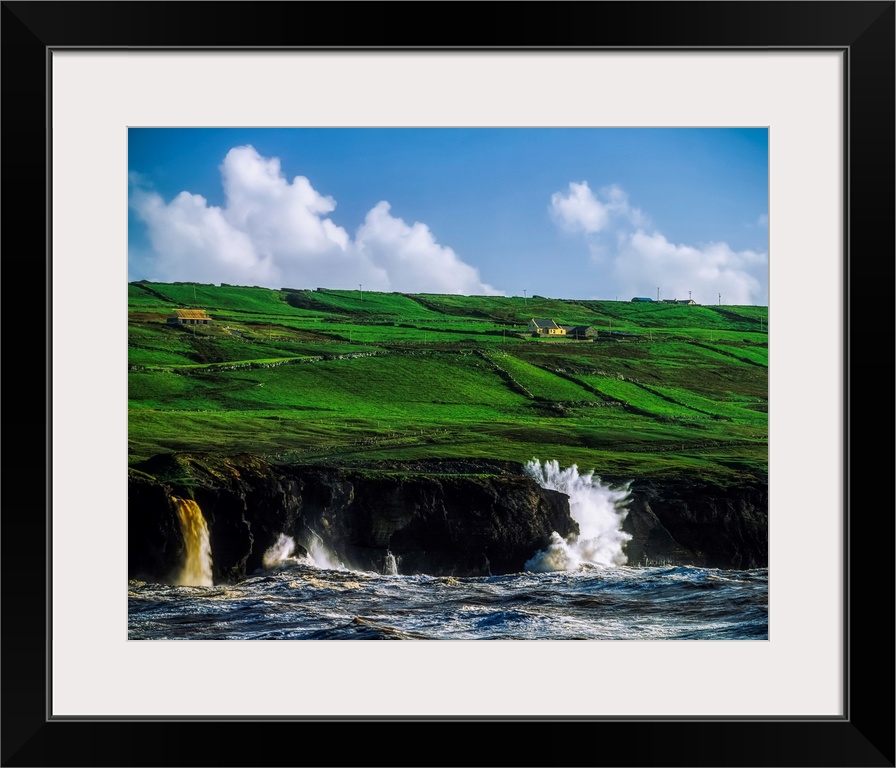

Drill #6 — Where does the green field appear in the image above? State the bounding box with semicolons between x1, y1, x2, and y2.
128;282;768;484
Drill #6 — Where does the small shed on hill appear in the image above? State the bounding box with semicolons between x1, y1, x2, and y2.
167;309;212;326
631;297;654;302
527;318;566;336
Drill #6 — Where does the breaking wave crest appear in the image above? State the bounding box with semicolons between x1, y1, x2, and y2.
262;532;346;571
524;459;632;571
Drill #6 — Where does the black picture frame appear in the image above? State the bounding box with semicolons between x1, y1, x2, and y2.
2;2;893;766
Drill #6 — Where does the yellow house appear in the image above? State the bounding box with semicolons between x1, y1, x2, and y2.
527;318;566;336
167;309;212;326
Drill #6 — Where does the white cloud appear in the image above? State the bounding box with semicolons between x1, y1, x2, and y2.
130;145;499;295
549;181;609;233
616;231;766;305
130;186;274;285
549;181;649;235
550;181;768;304
356;202;500;295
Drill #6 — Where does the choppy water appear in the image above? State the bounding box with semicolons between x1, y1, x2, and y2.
128;563;768;640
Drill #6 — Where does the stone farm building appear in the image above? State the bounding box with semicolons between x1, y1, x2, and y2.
167;309;212;326
560;325;598;340
527;318;566;337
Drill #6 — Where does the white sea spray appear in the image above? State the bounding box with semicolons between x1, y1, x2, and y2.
524;459;632;571
262;533;296;568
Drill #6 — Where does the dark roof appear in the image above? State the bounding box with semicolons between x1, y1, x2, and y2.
530;318;560;329
561;325;595;334
631;297;653;302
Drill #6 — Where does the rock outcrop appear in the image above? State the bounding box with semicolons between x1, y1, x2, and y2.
128;454;576;582
620;478;768;569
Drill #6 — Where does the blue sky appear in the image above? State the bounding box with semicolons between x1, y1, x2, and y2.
129;128;768;304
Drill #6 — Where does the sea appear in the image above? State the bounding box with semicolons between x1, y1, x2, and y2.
128;460;768;641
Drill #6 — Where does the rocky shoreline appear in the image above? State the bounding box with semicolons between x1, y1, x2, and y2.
128;453;768;583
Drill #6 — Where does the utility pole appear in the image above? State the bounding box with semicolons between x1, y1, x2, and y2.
657;287;660;302
359;284;362;301
718;293;722;306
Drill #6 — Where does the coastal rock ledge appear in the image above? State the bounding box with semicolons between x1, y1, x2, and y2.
128;453;767;582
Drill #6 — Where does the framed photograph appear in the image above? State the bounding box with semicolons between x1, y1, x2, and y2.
4;2;893;766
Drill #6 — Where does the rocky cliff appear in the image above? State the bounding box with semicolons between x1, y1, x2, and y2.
128;453;767;583
128;454;577;582
620;478;768;569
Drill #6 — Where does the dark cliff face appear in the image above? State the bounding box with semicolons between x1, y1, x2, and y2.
620;478;768;569
130;454;306;583
293;468;576;577
128;454;576;582
128;454;768;584
128;471;184;584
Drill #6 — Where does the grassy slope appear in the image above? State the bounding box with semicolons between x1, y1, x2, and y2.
128;282;768;485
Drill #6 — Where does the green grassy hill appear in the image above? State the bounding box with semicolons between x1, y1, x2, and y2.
129;281;768;485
